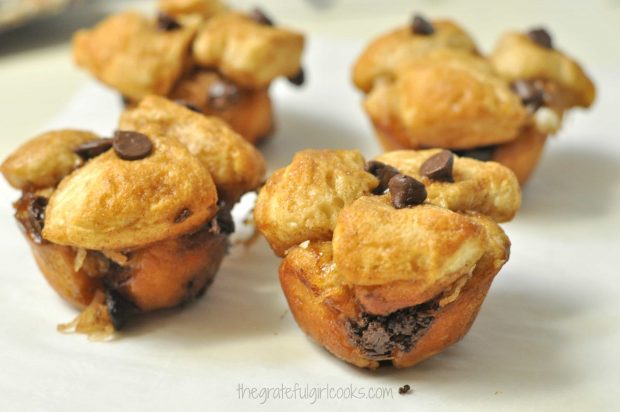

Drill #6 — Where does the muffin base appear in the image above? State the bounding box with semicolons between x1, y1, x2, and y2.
279;240;506;369
15;193;231;334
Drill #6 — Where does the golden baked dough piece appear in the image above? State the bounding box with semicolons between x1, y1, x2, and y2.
352;19;478;93
333;197;486;310
376;149;521;222
73;11;196;101
485;30;596;183
43;134;217;251
168;70;274;144
364;50;526;150
192;12;304;89
119;95;265;204
1;130;98;190
158;0;228;19
254;149;378;256
490;31;596;108
255;149;519;368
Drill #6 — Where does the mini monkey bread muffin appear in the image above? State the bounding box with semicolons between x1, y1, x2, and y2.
1;96;265;337
254;149;520;368
72;0;305;144
353;14;595;184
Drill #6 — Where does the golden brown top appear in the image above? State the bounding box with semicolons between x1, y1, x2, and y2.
254;150;378;256
333;196;486;297
192;12;304;89
363;50;526;149
255;149;520;258
256;149;518;306
490;32;596;108
376;149;521;222
72;11;196;101
119;96;266;204
43;134;218;251
158;0;228;19
1;130;98;190
352;20;478;93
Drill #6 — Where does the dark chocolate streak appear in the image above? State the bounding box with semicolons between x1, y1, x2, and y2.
453;145;497;162
105;288;139;330
346;301;438;359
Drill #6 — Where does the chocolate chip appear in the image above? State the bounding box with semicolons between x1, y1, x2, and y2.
511;80;546;111
411;14;434;35
389;174;427;208
120;95;132;107
157;12;181;31
175;208;192;223
174;99;202;113
527;27;553;49
287;68;305;86
420;150;454;182
74;138;113;160
250;7;274;26
105;289;139;330
208;81;240;110
366;161;400;195
453;146;496;162
215;201;235;235
399;385;411;395
27;196;48;244
113;131;153;161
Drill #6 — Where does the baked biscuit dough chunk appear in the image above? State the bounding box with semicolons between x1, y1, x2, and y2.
255;149;519;368
376;149;521;222
73;11;197;101
364;50;526;150
353;19;478;93
119;95;266;204
43;135;217;250
1;130;98;190
490;32;596;109
254;149;378;256
192;12;305;89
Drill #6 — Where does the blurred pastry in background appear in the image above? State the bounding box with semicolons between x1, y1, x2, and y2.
72;0;305;145
254;148;520;368
353;14;595;184
1;97;265;338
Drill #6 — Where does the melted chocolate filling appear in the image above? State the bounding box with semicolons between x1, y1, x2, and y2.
346;300;438;359
105;288;139;330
